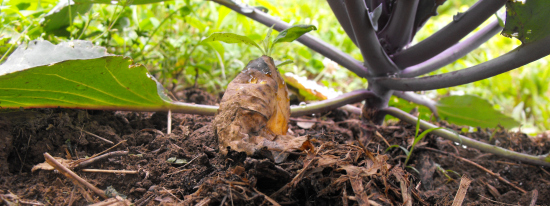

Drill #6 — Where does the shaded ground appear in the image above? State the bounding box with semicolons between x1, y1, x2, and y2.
1;89;549;205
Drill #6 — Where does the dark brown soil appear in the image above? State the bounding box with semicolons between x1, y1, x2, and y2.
1;89;549;205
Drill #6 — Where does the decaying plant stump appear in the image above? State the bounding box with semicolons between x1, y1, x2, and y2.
213;55;306;162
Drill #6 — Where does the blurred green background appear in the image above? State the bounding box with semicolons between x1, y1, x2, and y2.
1;0;548;133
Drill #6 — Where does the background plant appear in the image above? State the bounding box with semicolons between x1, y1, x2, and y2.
2;0;548;133
1;0;550;167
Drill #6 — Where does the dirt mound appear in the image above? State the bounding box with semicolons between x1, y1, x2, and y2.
0;95;548;205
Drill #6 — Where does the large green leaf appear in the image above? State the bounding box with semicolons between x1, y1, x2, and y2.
503;0;550;44
436;95;519;129
41;0;92;33
201;32;263;54
0;56;164;109
0;40;216;114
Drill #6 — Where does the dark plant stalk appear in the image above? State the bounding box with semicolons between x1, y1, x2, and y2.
391;0;507;68
392;91;438;118
326;0;357;47
342;0;398;76
211;0;369;78
290;89;374;117
375;35;550;91
377;0;419;54
400;19;502;78
383;107;550;167
146;90;375;116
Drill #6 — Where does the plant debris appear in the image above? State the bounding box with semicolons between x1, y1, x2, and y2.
0;89;549;205
213;55;307;162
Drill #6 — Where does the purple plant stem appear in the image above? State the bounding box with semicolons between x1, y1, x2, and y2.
392;91;438;118
290;89;374;117
342;0;398;76
377;0;420;54
326;0;358;47
400;18;502;78
391;0;507;68
375;35;550;91
383;107;550;167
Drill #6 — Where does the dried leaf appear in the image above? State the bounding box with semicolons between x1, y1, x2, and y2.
213;56;306;162
32;156;73;172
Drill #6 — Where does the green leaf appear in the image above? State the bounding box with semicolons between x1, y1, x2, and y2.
73;0;170;5
502;0;550;43
274;59;293;67
166;157;176;163
272;24;317;46
41;1;92;32
436;95;519;129
201;32;263;54
405;127;442;165
174;158;187;164
0;41;216;114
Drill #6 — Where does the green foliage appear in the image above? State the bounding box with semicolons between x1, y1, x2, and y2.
1;0;549;132
201;24;316;57
385;117;441;166
503;0;550;44
436;95;520;129
0;55;172;109
201;32;264;54
270;24;317;54
41;1;92;33
405;117;442;166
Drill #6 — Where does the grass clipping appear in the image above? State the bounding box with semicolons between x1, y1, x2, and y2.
213;56;307;162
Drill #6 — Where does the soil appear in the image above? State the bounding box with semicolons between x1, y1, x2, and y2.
1;88;549;205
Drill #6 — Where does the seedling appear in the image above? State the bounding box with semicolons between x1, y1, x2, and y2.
203;25;316;162
435;163;461;183
201;24;317;61
386;115;441;166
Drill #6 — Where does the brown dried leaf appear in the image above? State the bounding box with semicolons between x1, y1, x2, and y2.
213;55;306;162
32;156;74;172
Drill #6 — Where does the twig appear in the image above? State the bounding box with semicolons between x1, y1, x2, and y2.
530;189;538;206
451;175;472;206
168;155;200;176
252;188;281;206
478;194;518;206
75;151;129;168
167;110;172;135
375;131;391;147
140;128;164;136
422;147;527;193
44;153;108;199
540;168;550;177
383;107;550;167
81;169;138;174
81;129;114;145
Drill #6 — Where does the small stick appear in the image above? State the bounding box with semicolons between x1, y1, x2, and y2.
81;169;138;174
253;188;281;206
478;195;518;206
75;151;129;168
86;140;126;160
540;167;550;176
423;147;527;194
81;129;114;145
168;155;200;176
451;175;472;206
167;110;172;134
375;131;391;147
44;153;107;199
529;189;538;206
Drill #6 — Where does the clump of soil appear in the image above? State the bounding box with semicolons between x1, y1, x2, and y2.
0;89;549;205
